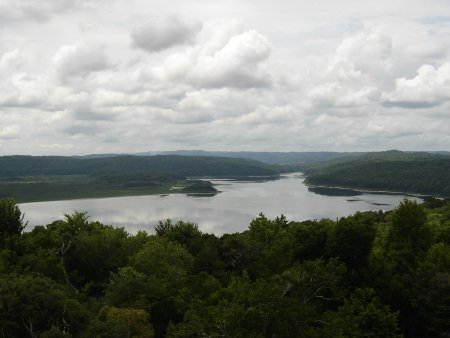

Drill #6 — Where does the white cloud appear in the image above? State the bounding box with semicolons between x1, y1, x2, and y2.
0;1;449;154
333;25;393;75
322;24;395;94
151;20;272;89
307;82;378;109
298;26;391;112
0;73;49;108
171;87;273;123
189;29;271;88
131;16;201;52
53;43;112;83
0;124;20;139
382;62;450;108
236;105;297;125
0;50;23;73
0;0;96;23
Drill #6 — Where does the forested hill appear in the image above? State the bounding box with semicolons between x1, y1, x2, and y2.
136;150;365;165
0;155;280;202
304;150;450;196
0;155;279;177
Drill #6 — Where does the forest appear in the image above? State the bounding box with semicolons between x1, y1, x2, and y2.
0;155;279;177
304;150;450;197
0;155;279;202
1;197;449;337
133;150;364;165
1;151;449;202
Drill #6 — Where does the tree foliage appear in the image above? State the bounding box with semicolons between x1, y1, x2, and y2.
0;198;26;246
0;198;449;337
305;150;450;196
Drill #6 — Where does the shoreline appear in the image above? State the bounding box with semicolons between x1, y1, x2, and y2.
304;182;432;199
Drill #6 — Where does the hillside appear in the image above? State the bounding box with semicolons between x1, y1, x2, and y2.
0;155;279;202
135;150;365;165
304;150;450;196
0;155;279;177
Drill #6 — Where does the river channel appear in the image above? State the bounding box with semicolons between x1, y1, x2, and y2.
20;173;422;235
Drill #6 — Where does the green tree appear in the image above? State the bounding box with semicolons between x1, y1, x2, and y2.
170;259;347;338
98;306;154;338
368;201;438;337
105;267;150;309
247;214;293;276
155;219;203;255
219;232;255;280
0;274;87;337
387;200;432;255
323;288;401;338
327;212;377;274
412;243;450;336
290;219;333;261
17;212;135;295
106;237;194;338
130;237;194;286
0;198;26;247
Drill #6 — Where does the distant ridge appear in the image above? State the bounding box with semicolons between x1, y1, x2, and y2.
139;150;367;165
74;150;449;165
0;154;279;177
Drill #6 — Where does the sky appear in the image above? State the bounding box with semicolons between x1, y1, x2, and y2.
0;0;449;155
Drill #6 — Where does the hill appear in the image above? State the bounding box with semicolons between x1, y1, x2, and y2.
135;150;365;165
0;155;279;178
304;150;450;196
0;155;279;202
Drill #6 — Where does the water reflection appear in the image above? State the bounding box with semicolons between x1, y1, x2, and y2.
307;186;362;196
19;173;422;235
186;193;219;198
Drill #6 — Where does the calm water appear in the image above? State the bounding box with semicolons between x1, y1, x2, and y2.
19;173;421;235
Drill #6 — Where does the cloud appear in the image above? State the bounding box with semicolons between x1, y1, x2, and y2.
1;1;450;154
151;20;272;89
307;82;378;109
131;16;201;52
0;50;23;73
175;88;257;122
71;106;116;121
236;105;297;125
0;0;94;23
298;26;390;111
188;29;271;88
0;73;50;109
382;62;450;108
0;51;53;109
53;43;113;83
63;123;103;136
331;25;394;81
0;125;20;139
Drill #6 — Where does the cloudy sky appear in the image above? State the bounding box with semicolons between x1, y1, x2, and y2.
0;0;449;155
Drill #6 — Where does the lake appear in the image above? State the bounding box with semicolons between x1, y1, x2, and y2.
19;173;422;235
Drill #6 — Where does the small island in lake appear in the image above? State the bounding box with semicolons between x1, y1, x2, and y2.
181;180;218;193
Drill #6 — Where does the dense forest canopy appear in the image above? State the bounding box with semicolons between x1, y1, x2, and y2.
77;150;450;165
2;150;449;203
0;155;280;202
0;197;449;337
0;155;279;177
304;150;450;197
134;150;366;165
